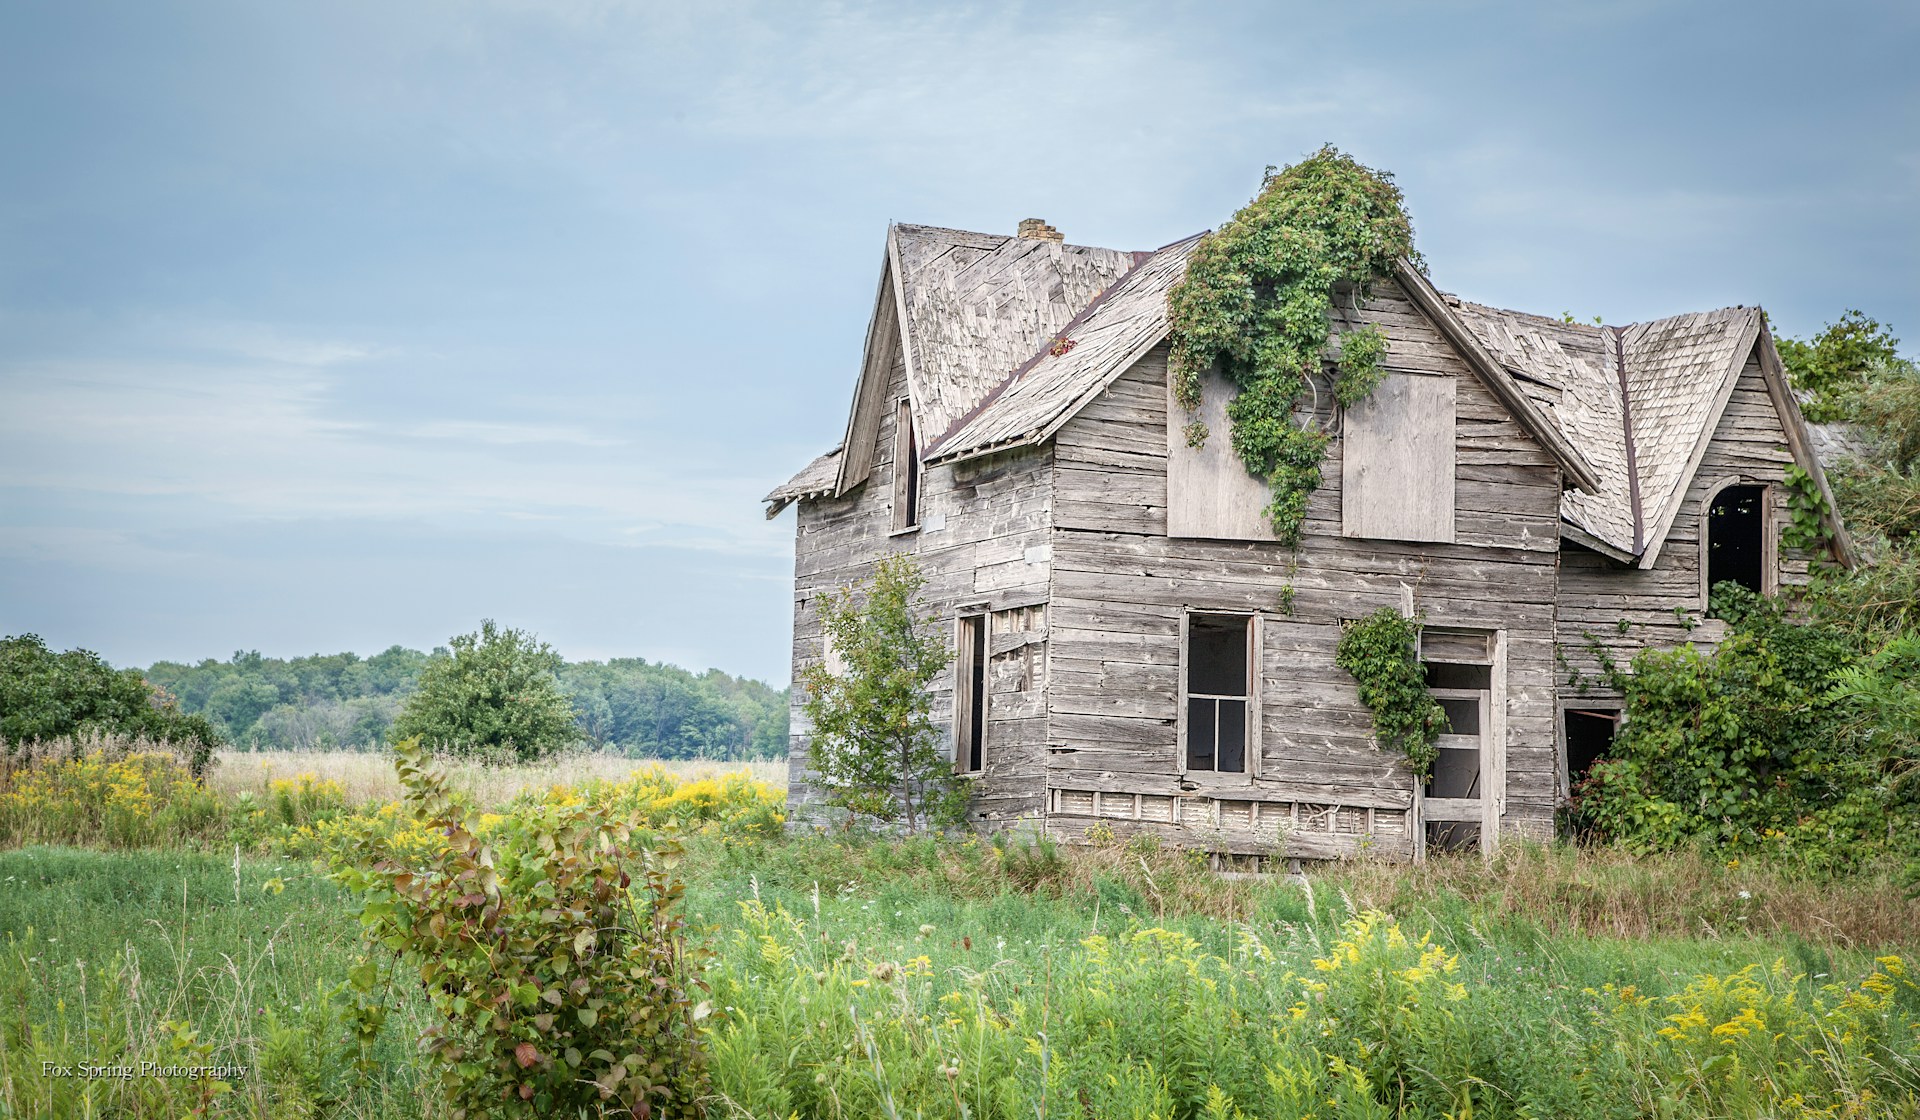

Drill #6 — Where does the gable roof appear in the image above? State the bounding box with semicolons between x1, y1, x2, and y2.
769;222;1852;566
889;224;1138;444
923;233;1204;464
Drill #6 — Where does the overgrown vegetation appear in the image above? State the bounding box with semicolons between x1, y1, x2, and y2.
6;823;1920;1118
1578;314;1920;879
1;634;222;774
1572;585;1919;875
330;741;711;1118
1167;146;1416;544
799;554;967;832
1335;608;1446;775
144;641;789;759
1776;308;1902;422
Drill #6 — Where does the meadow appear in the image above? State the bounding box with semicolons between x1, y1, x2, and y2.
2;742;1918;1118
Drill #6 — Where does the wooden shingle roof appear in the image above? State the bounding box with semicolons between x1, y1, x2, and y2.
890;224;1138;442
768;223;1848;564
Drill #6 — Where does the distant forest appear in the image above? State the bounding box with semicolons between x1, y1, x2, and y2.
145;648;789;760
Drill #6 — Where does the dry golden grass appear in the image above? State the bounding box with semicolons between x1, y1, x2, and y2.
209;748;785;808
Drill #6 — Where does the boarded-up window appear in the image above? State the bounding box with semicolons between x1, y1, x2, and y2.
1167;368;1277;541
1341;373;1455;543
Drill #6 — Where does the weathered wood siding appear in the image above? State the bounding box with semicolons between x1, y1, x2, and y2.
787;338;1054;827
1556;352;1817;752
1045;278;1567;854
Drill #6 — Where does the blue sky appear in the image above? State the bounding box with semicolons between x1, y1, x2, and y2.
2;1;1915;685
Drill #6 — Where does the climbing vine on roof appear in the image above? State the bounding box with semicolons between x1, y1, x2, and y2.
1167;146;1417;545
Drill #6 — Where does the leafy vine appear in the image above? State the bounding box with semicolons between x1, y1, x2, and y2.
1334;608;1446;776
1782;464;1836;553
1167;146;1417;545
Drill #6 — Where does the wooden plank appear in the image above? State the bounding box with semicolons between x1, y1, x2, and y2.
1166;367;1278;541
1343;372;1456;542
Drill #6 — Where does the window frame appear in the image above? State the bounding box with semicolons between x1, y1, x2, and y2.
1697;476;1775;607
953;613;987;774
1177;610;1262;780
1412;626;1506;858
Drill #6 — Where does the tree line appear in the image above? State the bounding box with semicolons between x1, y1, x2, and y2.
136;640;789;760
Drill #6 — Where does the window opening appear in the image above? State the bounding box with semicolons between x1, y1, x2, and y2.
955;615;986;772
1421;652;1490;852
1706;484;1765;595
1564;707;1618;787
1185;614;1250;773
893;398;920;532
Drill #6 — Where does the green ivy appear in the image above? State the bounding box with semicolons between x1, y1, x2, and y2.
1167;147;1416;545
1334;608;1446;776
1782;463;1836;553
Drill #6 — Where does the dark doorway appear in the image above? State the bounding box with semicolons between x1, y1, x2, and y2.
1706;484;1766;595
1564;707;1619;787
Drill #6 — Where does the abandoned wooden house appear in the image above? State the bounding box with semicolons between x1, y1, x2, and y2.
764;216;1853;860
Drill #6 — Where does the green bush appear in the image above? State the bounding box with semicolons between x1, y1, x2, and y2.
1573;585;1919;874
1;635;222;774
389;620;584;762
329;740;711;1119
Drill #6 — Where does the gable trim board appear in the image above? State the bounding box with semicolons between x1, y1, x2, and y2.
834;247;906;495
1754;320;1856;568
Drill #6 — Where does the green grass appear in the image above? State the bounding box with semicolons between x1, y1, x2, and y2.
3;837;1917;1118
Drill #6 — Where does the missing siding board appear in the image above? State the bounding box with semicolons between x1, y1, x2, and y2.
1341;372;1456;543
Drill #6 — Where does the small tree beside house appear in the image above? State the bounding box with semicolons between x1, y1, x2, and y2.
799;554;966;832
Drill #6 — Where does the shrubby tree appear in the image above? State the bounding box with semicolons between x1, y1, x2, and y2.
390;620;583;762
0;634;222;773
799;554;965;831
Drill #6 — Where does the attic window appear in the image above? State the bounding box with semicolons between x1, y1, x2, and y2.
1703;482;1772;602
892;397;920;533
1341;372;1456;543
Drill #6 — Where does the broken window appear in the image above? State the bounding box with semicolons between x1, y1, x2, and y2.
892;397;920;532
1705;483;1768;598
1341;372;1456;543
1420;634;1494;854
1564;706;1618;789
1184;613;1253;774
954;614;986;773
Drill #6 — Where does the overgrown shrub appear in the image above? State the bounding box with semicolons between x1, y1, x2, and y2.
1573;585;1920;874
329;740;711;1119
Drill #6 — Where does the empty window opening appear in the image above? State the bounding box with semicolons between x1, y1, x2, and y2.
1564;707;1619;788
1422;659;1489;801
1706;484;1766;596
1185;614;1250;773
1427;821;1480;853
892;397;920;532
954;615;986;772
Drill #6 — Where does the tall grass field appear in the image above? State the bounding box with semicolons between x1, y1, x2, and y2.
2;740;1917;1118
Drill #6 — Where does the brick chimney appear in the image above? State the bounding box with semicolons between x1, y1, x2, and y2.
1016;218;1063;242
